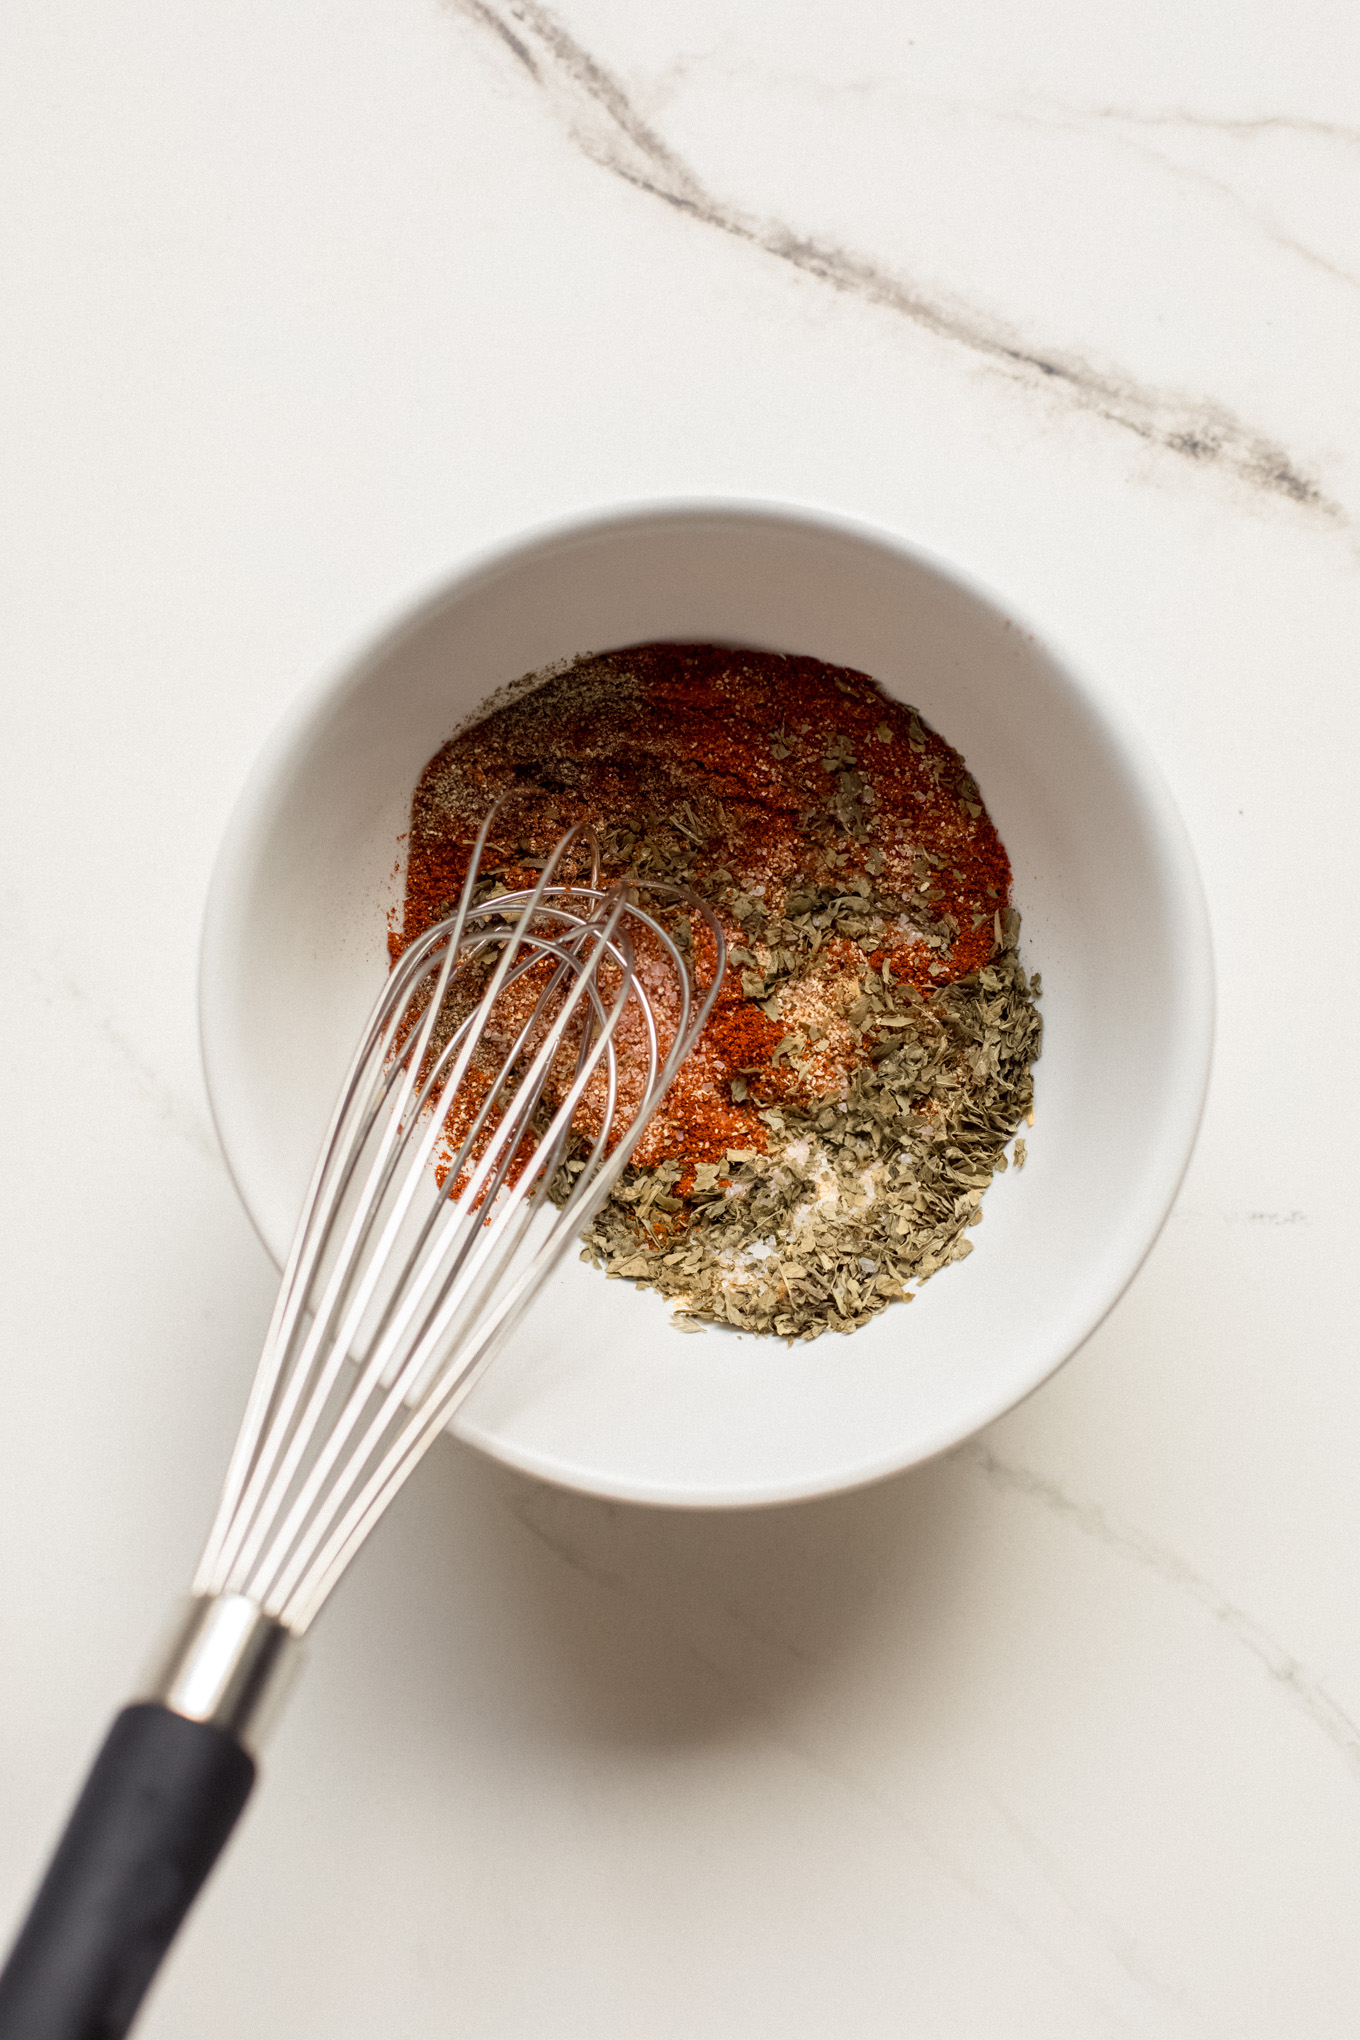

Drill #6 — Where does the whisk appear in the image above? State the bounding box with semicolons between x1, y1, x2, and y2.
0;811;724;2040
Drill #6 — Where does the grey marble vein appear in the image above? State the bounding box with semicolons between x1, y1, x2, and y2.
504;1482;822;1664
502;1487;632;1595
701;1677;1134;2025
501;1477;1199;2025
1083;108;1360;153
0;895;217;1163
450;0;1339;519
963;1441;1360;1778
986;1792;1213;2035
1013;106;1360;293
66;981;218;1162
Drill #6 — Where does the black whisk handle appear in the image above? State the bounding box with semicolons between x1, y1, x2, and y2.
0;1704;254;2040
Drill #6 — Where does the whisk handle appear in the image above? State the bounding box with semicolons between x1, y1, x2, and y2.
0;1704;254;2040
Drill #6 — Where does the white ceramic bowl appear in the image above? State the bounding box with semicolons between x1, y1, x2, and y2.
200;500;1212;1506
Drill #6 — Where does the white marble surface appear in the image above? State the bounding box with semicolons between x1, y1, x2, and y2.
2;1;1358;2032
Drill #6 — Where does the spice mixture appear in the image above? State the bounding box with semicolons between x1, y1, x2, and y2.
396;643;1042;1340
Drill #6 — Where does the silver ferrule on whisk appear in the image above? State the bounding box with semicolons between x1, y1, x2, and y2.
138;1594;299;1754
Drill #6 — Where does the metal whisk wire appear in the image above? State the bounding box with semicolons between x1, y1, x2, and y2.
194;809;725;1634
0;811;725;2040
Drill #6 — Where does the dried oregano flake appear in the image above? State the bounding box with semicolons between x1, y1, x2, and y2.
566;916;1041;1342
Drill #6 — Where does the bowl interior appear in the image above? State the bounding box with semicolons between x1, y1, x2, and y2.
200;503;1211;1505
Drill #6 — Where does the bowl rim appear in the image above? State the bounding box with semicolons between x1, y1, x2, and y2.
199;492;1215;1505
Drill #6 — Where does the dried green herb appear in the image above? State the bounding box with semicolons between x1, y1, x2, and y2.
567;910;1042;1341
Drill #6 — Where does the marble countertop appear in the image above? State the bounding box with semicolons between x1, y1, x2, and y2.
2;3;1357;2033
